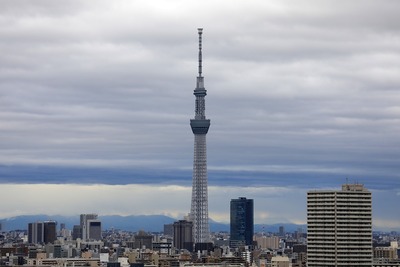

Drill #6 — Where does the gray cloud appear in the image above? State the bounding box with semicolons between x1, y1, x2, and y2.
0;1;400;227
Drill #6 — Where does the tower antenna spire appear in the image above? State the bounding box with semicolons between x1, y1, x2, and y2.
198;28;203;77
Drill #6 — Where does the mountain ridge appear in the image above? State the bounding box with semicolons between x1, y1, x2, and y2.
0;214;305;233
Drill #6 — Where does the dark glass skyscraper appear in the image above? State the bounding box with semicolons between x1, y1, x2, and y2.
43;221;57;244
230;197;254;248
28;221;57;244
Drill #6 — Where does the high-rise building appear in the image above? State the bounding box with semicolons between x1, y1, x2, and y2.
230;197;254;248
173;220;194;251
43;221;57;243
28;221;57;244
163;223;173;236
190;28;211;244
278;226;285;237
87;220;102;240
80;214;101;241
72;225;82;240
28;222;44;244
307;183;372;267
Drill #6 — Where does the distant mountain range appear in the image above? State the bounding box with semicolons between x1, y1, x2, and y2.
0;214;305;233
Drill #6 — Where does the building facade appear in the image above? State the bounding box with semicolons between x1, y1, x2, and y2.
173;220;194;251
134;230;153;249
271;256;290;267
28;221;57;244
80;214;101;241
43;221;57;244
230;197;254;248
307;183;372;266
254;236;280;250
28;222;44;244
190;28;211;244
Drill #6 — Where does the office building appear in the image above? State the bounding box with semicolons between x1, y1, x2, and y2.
278;226;285;237
88;219;102;240
254;236;280;250
134;230;153;249
28;222;44;244
28;221;57;244
307;183;372;266
190;28;211;244
72;225;82;240
44;221;57;243
374;242;399;260
271;256;290;267
164;224;174;236
80;214;101;241
173;220;194;251
230;197;254;248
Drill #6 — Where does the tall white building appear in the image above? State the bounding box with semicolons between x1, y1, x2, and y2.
307;183;372;266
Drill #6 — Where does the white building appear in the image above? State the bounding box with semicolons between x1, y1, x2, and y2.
307;183;372;266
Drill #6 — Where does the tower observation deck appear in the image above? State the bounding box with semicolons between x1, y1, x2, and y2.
190;28;210;244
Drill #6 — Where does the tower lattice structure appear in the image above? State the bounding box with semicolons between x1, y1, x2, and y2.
190;28;210;244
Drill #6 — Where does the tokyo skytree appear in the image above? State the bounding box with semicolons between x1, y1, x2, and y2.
190;28;210;243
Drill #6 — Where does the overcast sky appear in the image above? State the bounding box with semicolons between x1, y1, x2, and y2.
1;0;399;230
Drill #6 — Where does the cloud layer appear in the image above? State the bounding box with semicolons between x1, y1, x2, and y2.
1;1;400;228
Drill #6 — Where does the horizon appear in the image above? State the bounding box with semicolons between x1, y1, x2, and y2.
0;213;396;233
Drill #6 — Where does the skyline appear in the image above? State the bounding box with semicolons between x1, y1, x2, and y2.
0;1;399;230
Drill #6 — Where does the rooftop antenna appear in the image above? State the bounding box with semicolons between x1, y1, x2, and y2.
198;28;203;77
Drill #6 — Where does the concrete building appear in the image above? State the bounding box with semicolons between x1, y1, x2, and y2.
271;256;290;267
87;219;102;240
173;220;193;251
184;264;244;267
230;197;254;248
153;240;173;255
374;242;399;260
80;214;101;241
307;183;372;266
28;222;44;244
72;225;82;240
373;259;400;267
254;236;280;250
134;230;153;249
28;221;57;244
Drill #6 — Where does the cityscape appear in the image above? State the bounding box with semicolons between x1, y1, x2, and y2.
0;187;399;267
1;1;400;267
